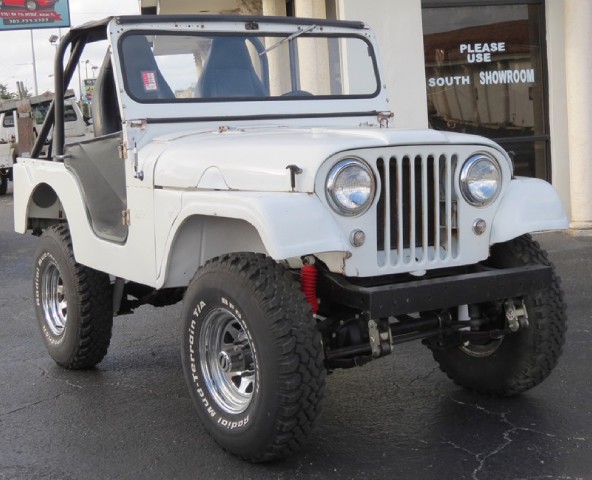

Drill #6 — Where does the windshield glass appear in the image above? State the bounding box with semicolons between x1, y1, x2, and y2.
2;106;53;127
2;114;14;128
30;103;77;125
119;31;379;102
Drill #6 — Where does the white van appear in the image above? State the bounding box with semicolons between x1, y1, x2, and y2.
0;111;16;195
0;98;91;194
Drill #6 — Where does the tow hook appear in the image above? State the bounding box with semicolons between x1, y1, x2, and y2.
504;299;529;332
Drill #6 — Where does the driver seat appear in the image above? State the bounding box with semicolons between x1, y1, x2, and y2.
197;37;268;98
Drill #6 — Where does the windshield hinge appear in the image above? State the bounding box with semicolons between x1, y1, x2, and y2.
377;111;394;128
122;209;131;226
129;119;147;130
131;142;143;180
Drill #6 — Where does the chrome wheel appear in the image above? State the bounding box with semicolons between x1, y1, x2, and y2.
199;307;256;415
40;260;67;337
181;253;326;461
459;299;528;358
459;338;503;357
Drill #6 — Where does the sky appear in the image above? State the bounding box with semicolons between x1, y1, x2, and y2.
0;0;140;98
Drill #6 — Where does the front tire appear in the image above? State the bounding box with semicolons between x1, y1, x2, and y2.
34;224;113;369
430;234;567;396
181;253;326;462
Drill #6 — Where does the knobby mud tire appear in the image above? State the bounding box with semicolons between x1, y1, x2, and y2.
0;175;7;195
430;234;567;397
181;253;326;462
33;224;113;369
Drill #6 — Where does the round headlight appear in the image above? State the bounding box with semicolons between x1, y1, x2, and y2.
460;154;501;206
326;158;376;216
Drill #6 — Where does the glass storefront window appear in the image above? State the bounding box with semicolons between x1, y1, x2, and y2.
422;1;549;180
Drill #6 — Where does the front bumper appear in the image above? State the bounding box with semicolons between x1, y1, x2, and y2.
318;264;551;317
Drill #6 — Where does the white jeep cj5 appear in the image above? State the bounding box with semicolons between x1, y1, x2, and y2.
14;15;568;461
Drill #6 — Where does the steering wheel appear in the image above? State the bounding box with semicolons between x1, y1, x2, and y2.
282;90;314;97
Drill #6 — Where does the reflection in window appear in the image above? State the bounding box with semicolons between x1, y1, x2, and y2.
422;3;549;180
33;105;49;125
2;115;14;128
64;105;78;123
4;103;80;129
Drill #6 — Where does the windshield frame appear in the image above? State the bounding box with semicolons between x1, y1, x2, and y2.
117;29;382;105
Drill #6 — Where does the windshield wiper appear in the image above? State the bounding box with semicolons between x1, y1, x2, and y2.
259;24;318;56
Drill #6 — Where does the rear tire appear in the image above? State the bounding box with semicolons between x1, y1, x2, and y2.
0;174;7;195
180;253;326;461
34;224;113;369
429;234;567;396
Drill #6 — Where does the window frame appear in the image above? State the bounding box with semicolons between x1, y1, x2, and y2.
117;30;382;105
421;0;551;180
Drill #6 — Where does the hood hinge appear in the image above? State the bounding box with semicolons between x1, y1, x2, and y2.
122;209;131;226
377;111;394;128
118;142;127;160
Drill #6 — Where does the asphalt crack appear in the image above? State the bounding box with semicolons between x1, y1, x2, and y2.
1;392;69;417
408;366;440;386
444;397;557;480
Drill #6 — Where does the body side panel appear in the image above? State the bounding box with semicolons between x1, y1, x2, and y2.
14;159;159;285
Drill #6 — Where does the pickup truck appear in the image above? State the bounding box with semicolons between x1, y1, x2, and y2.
14;14;568;461
0;94;90;194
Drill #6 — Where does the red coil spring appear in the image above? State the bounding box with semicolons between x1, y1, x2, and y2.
300;264;319;314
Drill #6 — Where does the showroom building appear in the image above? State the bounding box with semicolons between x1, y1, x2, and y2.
139;0;591;233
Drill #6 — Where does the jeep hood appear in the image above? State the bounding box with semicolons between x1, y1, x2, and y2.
148;126;505;192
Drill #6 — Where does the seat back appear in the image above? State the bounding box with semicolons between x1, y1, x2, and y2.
197;37;268;98
122;35;175;101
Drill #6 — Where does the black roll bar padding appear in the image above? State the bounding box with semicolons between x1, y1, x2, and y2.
30;17;111;158
31;31;86;159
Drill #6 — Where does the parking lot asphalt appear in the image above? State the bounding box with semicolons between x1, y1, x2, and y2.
1;182;591;480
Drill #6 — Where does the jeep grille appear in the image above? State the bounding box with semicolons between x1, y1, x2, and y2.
375;153;458;266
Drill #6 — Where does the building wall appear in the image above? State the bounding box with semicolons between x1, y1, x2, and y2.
545;0;571;219
563;0;592;230
336;0;428;129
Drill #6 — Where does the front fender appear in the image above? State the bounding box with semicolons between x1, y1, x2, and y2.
181;191;348;258
490;177;568;245
156;190;349;287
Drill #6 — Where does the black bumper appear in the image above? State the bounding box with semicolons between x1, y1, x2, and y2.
318;265;552;317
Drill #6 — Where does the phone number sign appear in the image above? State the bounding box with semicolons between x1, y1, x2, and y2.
0;1;70;30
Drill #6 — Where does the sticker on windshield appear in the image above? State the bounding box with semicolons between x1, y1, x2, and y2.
142;71;159;92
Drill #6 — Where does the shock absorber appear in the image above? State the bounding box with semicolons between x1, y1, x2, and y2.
300;262;319;314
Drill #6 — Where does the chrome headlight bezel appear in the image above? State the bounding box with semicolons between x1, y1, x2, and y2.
459;153;502;207
326;158;376;217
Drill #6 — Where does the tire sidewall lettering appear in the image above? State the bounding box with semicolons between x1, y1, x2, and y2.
35;250;56;307
184;294;254;432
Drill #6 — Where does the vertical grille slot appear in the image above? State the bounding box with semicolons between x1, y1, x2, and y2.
376;158;386;253
376;152;456;267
